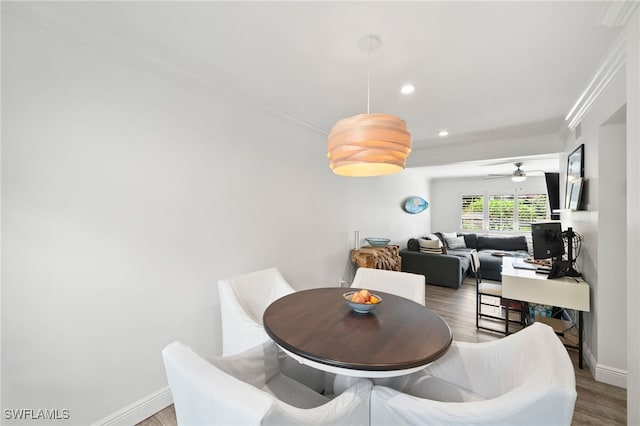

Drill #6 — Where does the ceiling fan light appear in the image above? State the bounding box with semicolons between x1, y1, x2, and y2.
510;161;527;182
512;170;527;182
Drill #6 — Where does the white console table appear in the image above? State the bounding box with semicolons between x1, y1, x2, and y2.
501;257;590;368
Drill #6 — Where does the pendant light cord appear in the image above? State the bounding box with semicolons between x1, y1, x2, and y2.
367;40;371;114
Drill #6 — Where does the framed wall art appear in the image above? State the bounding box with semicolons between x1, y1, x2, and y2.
565;144;584;209
568;178;583;211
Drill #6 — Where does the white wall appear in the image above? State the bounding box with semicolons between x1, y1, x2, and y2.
430;175;547;234
560;57;627;388
557;10;640;418
1;13;431;425
624;7;640;424
597;117;626;372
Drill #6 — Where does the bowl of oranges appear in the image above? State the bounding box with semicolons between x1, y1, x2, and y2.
343;289;382;314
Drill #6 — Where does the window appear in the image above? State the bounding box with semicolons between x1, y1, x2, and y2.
461;191;548;232
461;195;484;231
517;194;548;231
488;194;514;231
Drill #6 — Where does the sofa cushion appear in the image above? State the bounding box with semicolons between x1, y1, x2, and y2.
445;249;471;271
477;235;528;252
445;236;467;249
460;233;478;250
477;250;507;272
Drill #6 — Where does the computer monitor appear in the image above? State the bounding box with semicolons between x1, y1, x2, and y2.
531;222;564;260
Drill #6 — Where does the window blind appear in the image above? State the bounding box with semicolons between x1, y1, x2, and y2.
488;194;515;231
517;194;548;231
461;194;484;231
461;192;548;232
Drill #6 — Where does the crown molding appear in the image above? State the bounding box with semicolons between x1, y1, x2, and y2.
564;32;627;130
563;1;638;130
595;1;640;27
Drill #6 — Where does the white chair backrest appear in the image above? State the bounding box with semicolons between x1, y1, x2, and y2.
219;267;294;322
218;267;295;356
163;340;373;426
425;322;574;397
163;341;274;426
370;323;577;426
351;268;426;305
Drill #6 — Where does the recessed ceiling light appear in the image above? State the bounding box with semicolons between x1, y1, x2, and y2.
438;130;449;137
400;84;415;95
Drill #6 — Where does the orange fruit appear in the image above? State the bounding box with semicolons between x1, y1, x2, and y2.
370;296;380;304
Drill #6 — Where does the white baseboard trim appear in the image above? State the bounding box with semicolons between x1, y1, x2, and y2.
93;386;173;426
595;364;628;389
584;343;596;372
583;343;627;388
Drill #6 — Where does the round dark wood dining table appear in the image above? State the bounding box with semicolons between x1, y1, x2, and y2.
263;287;452;377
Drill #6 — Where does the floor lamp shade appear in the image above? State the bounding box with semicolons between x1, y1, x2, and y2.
327;113;412;176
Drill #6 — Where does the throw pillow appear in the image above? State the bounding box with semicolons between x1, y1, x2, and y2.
407;238;420;251
418;238;443;254
446;236;467;249
440;232;458;249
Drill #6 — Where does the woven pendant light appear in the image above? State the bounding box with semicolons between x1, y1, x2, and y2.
328;113;411;176
327;35;412;177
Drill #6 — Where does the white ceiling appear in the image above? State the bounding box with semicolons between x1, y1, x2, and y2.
4;1;626;177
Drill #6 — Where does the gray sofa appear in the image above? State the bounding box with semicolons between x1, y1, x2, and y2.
400;233;530;288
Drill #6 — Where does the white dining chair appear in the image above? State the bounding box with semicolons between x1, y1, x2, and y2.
370;322;577;425
218;266;295;356
218;266;326;392
162;340;372;426
351;267;426;305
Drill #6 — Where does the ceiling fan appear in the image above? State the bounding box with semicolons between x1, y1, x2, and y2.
485;162;532;182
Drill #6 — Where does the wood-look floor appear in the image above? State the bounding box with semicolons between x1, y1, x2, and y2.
138;278;626;426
